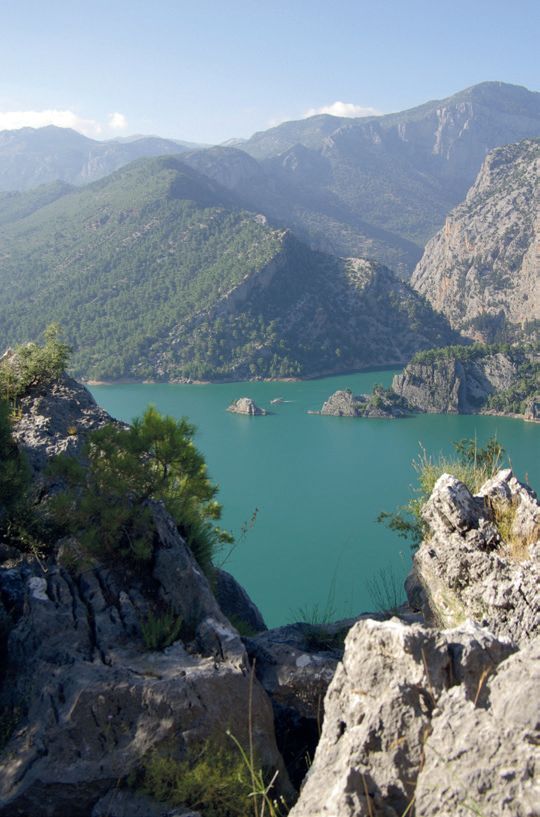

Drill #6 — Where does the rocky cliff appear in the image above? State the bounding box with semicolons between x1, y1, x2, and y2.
0;376;291;816
291;467;540;817
2;372;540;816
391;344;539;417
411;138;540;342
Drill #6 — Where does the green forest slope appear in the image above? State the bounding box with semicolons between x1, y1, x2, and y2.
0;156;460;381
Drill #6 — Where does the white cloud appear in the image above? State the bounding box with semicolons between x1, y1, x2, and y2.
0;109;104;136
108;111;128;130
303;101;382;119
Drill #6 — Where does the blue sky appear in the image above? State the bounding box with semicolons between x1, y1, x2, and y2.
1;0;539;143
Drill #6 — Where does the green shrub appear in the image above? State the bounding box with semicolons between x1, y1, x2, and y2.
378;436;506;549
140;610;183;651
0;323;71;405
141;740;253;817
51;406;232;574
0;400;30;523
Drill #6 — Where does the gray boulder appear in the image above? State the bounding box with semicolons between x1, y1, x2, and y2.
409;469;540;642
415;636;540;816
12;374;114;478
289;618;516;817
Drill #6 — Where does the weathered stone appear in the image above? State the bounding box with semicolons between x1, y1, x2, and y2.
0;553;289;816
415;636;540;816
245;620;355;789
410;469;540;642
12;374;115;479
289;618;515;817
0;377;292;816
392;348;539;416
215;568;267;633
227;397;267;415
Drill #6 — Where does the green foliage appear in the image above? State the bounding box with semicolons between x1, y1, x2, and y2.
0;400;51;556
141;740;253;817
378;436;506;549
0;158;458;382
410;343;539;416
140;609;183;651
0;400;30;522
0;323;71;405
411;342;499;366
51;406;231;574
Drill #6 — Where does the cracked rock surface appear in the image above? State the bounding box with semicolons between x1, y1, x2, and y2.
0;377;290;817
289;619;519;817
409;468;540;642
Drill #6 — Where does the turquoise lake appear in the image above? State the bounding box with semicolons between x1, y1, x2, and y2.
90;372;540;628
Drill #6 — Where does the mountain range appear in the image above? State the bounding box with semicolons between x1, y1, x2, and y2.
1;82;540;275
0;81;538;382
0;126;204;192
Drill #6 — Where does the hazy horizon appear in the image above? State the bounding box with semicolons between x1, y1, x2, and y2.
1;0;539;143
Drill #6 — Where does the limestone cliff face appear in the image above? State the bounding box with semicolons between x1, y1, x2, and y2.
411;139;540;342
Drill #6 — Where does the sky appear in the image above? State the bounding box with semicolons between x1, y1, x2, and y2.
1;0;539;144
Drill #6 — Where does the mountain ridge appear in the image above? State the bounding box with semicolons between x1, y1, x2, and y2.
0;154;459;381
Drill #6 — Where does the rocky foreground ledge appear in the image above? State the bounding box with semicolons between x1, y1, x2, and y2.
0;377;290;816
1;375;539;816
290;468;540;817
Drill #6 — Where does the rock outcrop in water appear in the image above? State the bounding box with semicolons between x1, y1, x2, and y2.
227;397;268;415
391;344;539;417
320;387;413;418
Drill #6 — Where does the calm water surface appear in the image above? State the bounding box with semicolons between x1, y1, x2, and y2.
90;372;540;627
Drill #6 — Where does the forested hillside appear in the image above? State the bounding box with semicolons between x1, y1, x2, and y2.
0;155;459;381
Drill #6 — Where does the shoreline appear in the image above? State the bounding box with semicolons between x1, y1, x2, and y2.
83;363;403;387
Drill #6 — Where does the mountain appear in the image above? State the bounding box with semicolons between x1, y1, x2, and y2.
2;84;539;275
183;82;540;276
0;125;198;190
411;138;540;342
0;155;458;381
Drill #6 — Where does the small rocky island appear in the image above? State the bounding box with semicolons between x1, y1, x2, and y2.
319;385;413;418
226;397;268;415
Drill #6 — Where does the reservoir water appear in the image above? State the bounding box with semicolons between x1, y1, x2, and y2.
90;371;540;627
